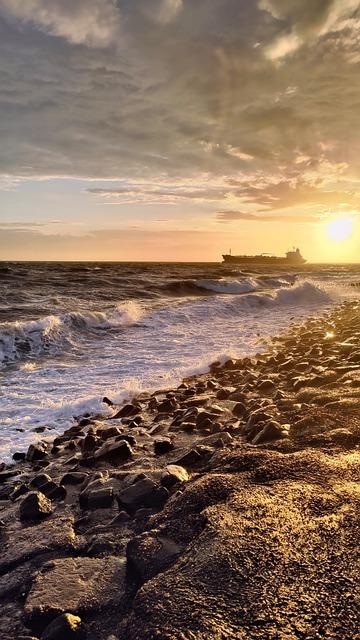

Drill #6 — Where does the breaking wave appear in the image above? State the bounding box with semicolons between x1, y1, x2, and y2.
0;301;143;366
164;274;298;296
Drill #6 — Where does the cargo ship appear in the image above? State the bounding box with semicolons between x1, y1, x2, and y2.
222;248;306;265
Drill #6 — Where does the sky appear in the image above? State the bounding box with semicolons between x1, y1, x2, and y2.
0;0;360;261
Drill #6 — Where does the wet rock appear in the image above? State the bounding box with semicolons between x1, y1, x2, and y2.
12;451;26;462
19;491;53;522
112;404;141;419
26;444;48;463
0;514;80;575
0;469;20;483
0;484;15;499
110;511;131;526
11;483;30;501
80;486;114;510
38;481;66;501
30;474;52;489
81;434;98;452
41;613;86;640
60;472;88;486
127;531;184;583
117;479;169;514
154;438;174;455
25;556;127;628
102;396;114;407
161;465;189;489
98;426;122;440
157;398;178;413
94;439;133;464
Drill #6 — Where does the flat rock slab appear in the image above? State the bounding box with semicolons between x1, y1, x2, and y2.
25;556;127;626
0;513;80;574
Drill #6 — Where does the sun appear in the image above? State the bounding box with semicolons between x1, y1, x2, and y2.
326;217;354;242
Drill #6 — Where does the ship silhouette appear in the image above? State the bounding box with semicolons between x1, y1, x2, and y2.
222;247;306;265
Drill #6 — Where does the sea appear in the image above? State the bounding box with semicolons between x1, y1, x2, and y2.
0;261;359;462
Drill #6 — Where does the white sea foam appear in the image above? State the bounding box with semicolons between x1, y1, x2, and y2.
0;300;143;365
0;273;351;463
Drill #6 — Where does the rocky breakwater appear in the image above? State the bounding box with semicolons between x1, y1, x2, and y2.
0;300;360;639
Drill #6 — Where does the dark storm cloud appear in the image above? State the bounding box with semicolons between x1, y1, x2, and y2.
0;0;359;214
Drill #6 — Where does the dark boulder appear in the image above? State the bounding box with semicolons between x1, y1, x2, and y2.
117;479;169;514
154;438;174;455
80;486;114;510
26;443;48;462
94;439;133;464
19;491;53;522
112;403;141;418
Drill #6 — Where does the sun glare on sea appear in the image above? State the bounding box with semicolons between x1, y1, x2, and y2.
326;217;354;242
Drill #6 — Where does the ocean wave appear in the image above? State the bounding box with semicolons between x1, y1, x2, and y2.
0;301;143;366
164;274;296;296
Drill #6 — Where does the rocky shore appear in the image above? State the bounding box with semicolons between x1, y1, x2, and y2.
0;300;359;640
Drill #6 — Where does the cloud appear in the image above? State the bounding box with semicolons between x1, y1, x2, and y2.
87;179;229;204
260;0;360;59
0;0;359;222
229;176;360;211
0;0;121;46
216;210;323;223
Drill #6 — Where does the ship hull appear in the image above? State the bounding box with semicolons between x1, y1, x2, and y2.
222;254;306;265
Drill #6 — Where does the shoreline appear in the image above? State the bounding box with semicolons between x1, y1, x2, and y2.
0;300;359;639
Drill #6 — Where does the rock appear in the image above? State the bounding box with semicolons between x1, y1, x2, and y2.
30;474;52;489
173;449;202;467
117;479;169;514
80;487;114;510
328;428;359;446
12;451;26;462
157;398;178;413
161;465;189;489
232;402;247;417
98;426;122;440
94;439;133;464
117;433;137;446
196;411;218;428
11;483;30;501
26;444;48;463
252;421;286;444
25;557;127;627
258;379;276;393
154;438;174;455
216;388;233;400
127;532;183;583
0;514;80;575
37;481;67;501
110;511;131;526
0;469;19;483
112;404;141;419
41;613;86;640
60;472;88;486
81;434;98;452
19;491;53;522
